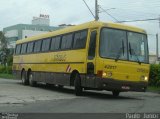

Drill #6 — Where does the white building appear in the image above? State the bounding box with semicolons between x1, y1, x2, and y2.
3;14;61;48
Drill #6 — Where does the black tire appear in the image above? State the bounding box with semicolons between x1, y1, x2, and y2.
74;73;83;96
28;72;37;87
112;91;120;97
58;85;64;88
21;71;29;85
46;83;55;88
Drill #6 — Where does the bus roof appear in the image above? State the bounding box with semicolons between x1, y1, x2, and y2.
16;21;146;44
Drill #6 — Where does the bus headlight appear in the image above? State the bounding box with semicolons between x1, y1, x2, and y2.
103;72;112;77
141;76;148;81
102;72;107;77
98;71;112;78
144;76;148;81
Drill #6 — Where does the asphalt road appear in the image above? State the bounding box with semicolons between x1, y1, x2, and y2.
0;78;160;114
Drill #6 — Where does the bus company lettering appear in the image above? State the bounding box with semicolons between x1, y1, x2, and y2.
54;54;66;61
137;68;148;73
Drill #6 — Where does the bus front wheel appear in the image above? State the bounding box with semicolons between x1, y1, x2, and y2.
21;71;28;85
58;85;64;88
74;74;83;96
28;72;37;87
112;91;120;97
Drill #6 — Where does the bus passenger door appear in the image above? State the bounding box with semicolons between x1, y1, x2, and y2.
86;29;97;88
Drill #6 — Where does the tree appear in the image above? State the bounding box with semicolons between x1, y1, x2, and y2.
0;31;9;66
0;31;7;50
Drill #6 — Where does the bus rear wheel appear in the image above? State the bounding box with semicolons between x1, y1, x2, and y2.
74;74;83;96
28;72;37;87
21;71;28;85
46;83;55;88
112;91;120;97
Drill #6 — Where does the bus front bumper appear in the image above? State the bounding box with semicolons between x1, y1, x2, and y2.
96;78;148;92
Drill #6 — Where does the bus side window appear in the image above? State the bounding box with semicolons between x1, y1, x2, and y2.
16;44;22;55
27;42;34;53
65;34;73;49
73;32;80;49
61;35;67;50
88;31;97;60
61;33;73;50
42;38;51;52
55;37;61;50
15;45;17;55
51;37;56;51
21;43;27;54
34;40;42;53
73;30;87;49
51;36;61;51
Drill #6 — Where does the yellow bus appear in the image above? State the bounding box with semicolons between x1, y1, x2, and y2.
13;21;150;96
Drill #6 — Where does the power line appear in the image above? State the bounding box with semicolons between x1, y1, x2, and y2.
118;18;159;23
102;0;160;9
100;6;158;21
82;0;95;19
99;1;160;21
115;8;159;16
99;6;119;22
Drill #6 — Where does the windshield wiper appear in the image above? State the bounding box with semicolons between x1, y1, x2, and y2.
129;43;141;65
115;40;124;62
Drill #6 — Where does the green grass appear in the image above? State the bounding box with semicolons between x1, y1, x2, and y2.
147;86;160;92
0;73;14;79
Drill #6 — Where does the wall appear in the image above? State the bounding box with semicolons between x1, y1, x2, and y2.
22;30;47;39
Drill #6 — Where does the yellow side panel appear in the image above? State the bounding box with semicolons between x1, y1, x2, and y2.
13;49;87;74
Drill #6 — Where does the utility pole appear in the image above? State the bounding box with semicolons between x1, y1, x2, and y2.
95;0;99;21
159;15;160;29
157;15;160;61
156;33;159;61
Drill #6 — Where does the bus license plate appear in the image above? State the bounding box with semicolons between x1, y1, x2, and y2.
122;86;130;90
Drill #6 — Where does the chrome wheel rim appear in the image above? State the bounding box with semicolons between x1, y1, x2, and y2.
22;73;25;84
29;74;33;84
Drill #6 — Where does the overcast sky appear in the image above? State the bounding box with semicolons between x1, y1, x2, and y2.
0;0;160;54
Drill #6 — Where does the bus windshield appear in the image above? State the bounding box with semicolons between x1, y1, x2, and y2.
100;28;149;63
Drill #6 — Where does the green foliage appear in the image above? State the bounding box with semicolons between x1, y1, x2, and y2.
0;65;12;74
0;49;13;66
0;73;14;79
0;65;5;73
5;66;12;74
0;31;7;50
7;55;13;66
148;86;160;92
0;31;14;66
149;64;160;87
